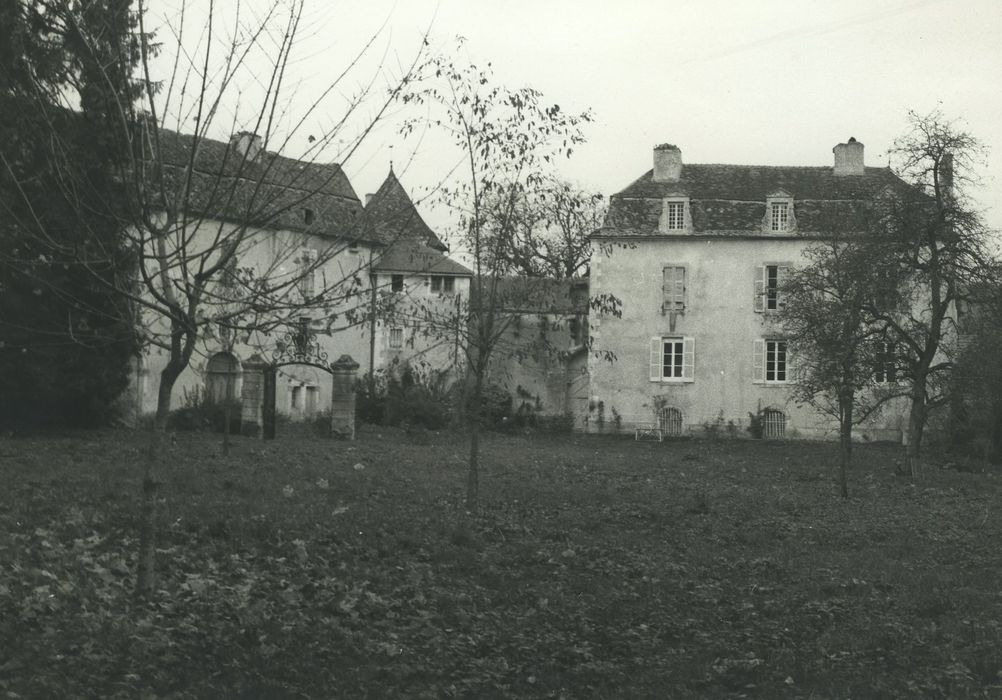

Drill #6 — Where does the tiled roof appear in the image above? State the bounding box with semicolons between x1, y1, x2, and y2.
360;170;448;251
372;240;472;276
599;163;916;237
152;129;367;241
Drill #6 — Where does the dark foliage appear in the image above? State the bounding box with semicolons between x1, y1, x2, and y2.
0;1;140;430
166;390;241;434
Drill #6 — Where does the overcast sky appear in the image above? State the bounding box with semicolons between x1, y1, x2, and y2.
152;0;1002;238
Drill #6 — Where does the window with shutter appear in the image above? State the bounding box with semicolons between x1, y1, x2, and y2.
755;263;790;313
649;336;695;383
662;265;686;313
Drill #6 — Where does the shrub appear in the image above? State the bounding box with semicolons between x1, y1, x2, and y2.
746;410;764;439
380;365;456;430
476;383;513;429
167;388;241;434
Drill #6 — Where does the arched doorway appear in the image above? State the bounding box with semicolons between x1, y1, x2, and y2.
205;352;240;402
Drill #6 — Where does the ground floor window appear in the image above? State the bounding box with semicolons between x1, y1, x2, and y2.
649;336;694;382
763;408;786;438
658;406;684;436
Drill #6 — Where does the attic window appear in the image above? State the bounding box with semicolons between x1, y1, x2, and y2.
771;202;789;232
764;194;795;234
659;197;690;233
303;208;315;225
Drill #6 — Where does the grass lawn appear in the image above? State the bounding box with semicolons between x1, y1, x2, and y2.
2;427;1002;698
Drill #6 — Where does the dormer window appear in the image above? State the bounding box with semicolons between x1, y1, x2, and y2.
764;192;795;234
771;202;789;231
659;196;691;233
666;202;684;230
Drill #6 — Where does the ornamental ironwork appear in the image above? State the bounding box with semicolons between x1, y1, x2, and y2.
271;317;330;369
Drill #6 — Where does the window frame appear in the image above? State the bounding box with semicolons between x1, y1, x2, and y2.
764;193;795;234
659;196;691;234
753;338;790;384
649;336;695;383
754;263;791;313
874;342;898;384
430;275;456;294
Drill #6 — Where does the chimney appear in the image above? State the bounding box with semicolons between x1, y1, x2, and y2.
365;193;375;206
940;153;954;194
231;131;262;161
653;143;682;182
832;137;864;176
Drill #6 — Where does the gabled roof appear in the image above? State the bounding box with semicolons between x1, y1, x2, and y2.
372;240;472;276
599;163;917;237
151;128;367;241
360;169;448;251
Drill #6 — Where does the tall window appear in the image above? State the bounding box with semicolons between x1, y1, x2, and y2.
766;339;787;382
649;336;695;382
665;201;684;230
771;202;789;232
753;338;789;383
875;342;897;383
298;248;317;297
755;264;789;313
391;274;404;293
662;265;686;313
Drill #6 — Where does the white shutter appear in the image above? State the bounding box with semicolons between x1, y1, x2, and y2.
784;341;795;382
682;336;695;381
753;266;765;313
650;337;663;382
753;339;765;383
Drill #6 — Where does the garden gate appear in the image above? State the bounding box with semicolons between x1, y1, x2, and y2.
240;319;359;440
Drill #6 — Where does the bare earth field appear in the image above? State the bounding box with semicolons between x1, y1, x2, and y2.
2;428;1001;698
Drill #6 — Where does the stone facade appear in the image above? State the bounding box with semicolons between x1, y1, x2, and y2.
588;139;916;440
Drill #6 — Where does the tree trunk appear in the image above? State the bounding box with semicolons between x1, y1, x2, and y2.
839;409;852;500
466;375;483;514
153;361;184;431
135;430;160;599
905;384;927;483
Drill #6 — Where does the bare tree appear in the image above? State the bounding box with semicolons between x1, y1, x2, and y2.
867;111;998;479
400;42;597;512
476;177;605;278
4;0;429;598
8;0;428;429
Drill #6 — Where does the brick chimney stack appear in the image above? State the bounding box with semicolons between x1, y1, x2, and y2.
653;143;682;182
833;137;865;176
